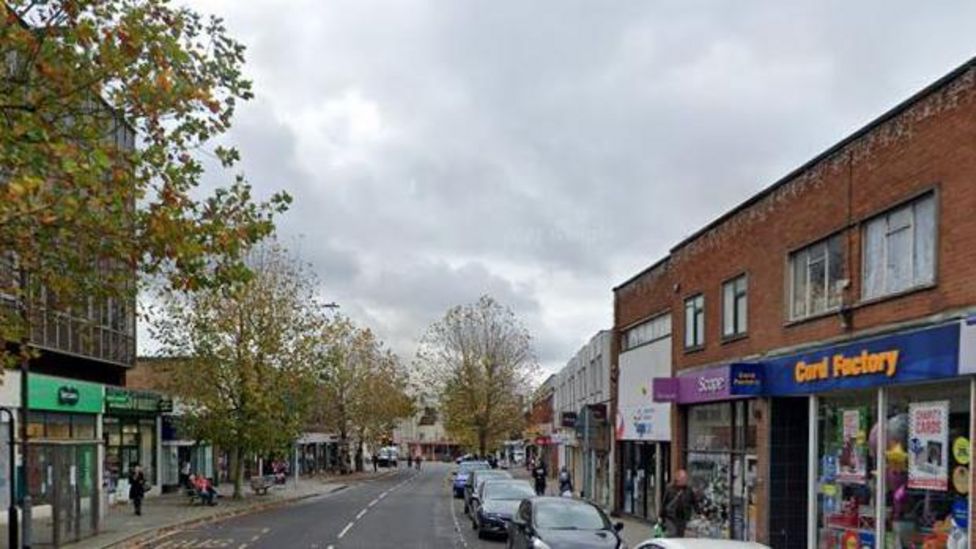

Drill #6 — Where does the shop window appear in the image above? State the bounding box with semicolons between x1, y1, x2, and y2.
862;193;936;300
685;400;758;540
684;295;705;349
883;382;969;547
722;275;748;338
26;412;45;439
789;233;844;320
816;389;878;548
45;413;71;439
72;415;96;440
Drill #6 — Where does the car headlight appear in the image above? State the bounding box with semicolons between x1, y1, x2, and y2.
532;537;551;549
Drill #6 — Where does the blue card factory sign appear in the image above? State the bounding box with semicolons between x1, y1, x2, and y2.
764;322;960;395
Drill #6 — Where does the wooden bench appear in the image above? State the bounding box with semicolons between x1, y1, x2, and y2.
250;474;276;495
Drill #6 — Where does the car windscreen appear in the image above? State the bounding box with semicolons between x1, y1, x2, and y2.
484;482;535;500
533;501;609;530
458;462;489;473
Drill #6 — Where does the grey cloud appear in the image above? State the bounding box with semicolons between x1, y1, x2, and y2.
162;0;976;372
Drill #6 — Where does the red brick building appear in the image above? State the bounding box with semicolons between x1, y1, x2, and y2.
613;56;976;548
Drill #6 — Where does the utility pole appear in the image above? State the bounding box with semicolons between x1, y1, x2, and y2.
18;268;31;548
0;408;17;548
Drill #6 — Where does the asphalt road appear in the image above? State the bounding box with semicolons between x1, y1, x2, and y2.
147;462;503;549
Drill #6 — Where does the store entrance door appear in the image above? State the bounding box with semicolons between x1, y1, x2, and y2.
768;397;809;549
32;443;99;546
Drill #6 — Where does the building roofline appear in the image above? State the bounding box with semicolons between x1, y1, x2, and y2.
669;54;976;255
612;255;671;292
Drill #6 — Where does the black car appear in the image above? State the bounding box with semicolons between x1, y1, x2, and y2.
507;497;625;549
464;469;512;514
470;479;535;539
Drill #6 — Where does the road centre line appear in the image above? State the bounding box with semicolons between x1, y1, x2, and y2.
356;509;367;520
338;522;354;539
368;498;379;507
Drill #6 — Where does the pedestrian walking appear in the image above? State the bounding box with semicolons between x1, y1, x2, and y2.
407;454;413;468
415;454;422;470
532;459;548;496
372;453;378;472
179;461;191;488
129;463;147;516
558;466;573;497
659;470;701;537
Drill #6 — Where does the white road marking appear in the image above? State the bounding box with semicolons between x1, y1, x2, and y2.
327;546;334;549
238;545;248;549
338;522;354;539
261;528;271;534
368;498;379;507
356;509;367;520
250;535;261;542
449;497;470;548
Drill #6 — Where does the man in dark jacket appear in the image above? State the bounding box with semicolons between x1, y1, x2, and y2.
129;463;148;516
660;470;699;537
532;459;548;496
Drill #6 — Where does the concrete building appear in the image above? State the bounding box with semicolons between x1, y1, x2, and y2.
552;331;614;509
614;56;976;547
393;406;461;462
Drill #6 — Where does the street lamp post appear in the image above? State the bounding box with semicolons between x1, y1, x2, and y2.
17;268;31;549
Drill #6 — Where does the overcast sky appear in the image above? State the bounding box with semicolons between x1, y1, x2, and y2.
155;0;976;374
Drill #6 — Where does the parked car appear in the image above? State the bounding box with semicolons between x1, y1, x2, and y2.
452;460;490;498
507;497;625;549
470;479;535;539
455;453;475;464
635;540;769;549
464;469;512;514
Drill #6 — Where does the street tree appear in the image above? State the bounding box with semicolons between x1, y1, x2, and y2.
310;316;414;473
417;295;537;456
151;243;318;498
0;1;289;364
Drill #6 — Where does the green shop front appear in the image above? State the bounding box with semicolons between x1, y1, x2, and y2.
26;374;102;545
103;387;163;498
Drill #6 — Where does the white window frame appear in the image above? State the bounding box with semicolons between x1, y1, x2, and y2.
684;294;705;349
788;234;844;321
861;192;937;300
722;274;748;338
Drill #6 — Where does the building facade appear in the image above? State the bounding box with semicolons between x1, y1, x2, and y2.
552;331;615;508
526;375;557;477
614;56;976;548
393;406;461;462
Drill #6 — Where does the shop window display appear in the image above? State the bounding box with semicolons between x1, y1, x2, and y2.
884;383;969;548
817;390;877;548
685;400;758;540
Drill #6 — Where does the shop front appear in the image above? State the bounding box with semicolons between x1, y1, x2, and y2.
615;352;671;520
657;363;763;541
160;412;213;492
764;320;972;549
103;387;163;499
26;374;103;544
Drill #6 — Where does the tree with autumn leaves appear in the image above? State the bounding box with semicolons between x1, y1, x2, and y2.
308;316;415;473
0;0;289;364
417;296;537;456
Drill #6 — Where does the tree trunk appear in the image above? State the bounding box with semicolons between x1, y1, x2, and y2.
338;428;350;475
478;430;487;458
231;446;243;499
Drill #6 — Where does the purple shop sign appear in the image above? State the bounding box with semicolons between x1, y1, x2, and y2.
652;378;679;402
656;363;764;404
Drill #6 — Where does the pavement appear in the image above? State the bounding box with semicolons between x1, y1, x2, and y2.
64;469;393;549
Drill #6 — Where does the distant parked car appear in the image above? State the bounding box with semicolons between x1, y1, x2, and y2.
635;540;770;549
464;469;512;514
452;461;490;498
507;497;624;549
470;479;535;539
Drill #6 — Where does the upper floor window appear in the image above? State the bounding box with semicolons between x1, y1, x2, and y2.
722;275;748;338
684;294;705;349
862;193;936;300
789;234;844;320
621;314;671;351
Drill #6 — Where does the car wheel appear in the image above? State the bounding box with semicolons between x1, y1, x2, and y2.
476;528;486;540
463;502;469;514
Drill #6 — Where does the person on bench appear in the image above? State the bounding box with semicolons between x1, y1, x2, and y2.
193;474;218;506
